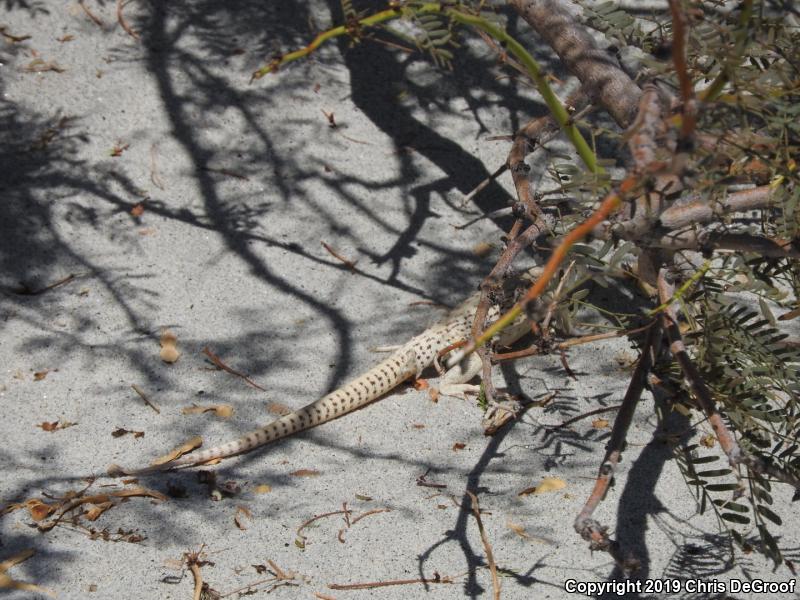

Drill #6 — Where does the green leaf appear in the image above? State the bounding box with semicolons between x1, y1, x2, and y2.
731;529;744;546
571;289;590;302
757;505;782;525
713;500;749;513
758;524;781;562
721;512;751;524
690;455;719;464
706;483;742;492
697;469;732;478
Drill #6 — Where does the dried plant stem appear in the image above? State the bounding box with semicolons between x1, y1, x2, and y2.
466;491;501;600
329;574;455;590
117;0;139;40
78;0;104;27
202;346;267;392
131;384;160;413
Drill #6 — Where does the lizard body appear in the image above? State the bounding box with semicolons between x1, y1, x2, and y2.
110;271;538;476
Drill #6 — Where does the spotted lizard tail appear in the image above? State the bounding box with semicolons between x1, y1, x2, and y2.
108;348;420;476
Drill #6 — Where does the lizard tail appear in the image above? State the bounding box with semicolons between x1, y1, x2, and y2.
108;349;417;476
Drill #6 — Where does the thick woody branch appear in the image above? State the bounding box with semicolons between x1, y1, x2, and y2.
657;186;775;229
469;99;574;402
510;0;641;128
507;115;558;229
594;185;780;244
646;230;800;258
598;85;680;243
471;221;547;406
573;322;660;573
627;86;668;170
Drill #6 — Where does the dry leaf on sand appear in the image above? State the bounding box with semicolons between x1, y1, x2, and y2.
159;329;180;363
150;436;202;466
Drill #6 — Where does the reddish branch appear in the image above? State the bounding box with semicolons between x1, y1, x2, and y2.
668;0;696;140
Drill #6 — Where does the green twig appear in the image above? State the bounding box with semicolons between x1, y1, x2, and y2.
647;260;711;317
251;2;601;174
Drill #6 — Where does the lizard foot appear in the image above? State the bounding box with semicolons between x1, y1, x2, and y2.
437;382;481;401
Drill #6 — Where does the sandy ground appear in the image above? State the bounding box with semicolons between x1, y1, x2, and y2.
1;2;798;599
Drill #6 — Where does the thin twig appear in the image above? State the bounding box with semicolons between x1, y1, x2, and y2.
470;220;547;407
220;577;281;598
657;270;742;467
12;273;76;296
321;242;358;272
455;207;514;230
338;507;391;543
668;0;695;140
117;0;139;40
0;26;31;43
189;562;203;600
416;470;447;489
131;384;160;414
475;28;528;79
296;509;352;544
349;507;391;526
202;346;267;392
555;323;655;350
466;491;500;600
183;546;210;600
329;574;455;590
460;162;508;207
546;404;623;432
78;0;105;27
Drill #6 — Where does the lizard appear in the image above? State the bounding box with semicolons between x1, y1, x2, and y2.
108;268;542;477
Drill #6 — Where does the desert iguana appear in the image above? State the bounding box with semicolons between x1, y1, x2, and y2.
109;269;541;476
